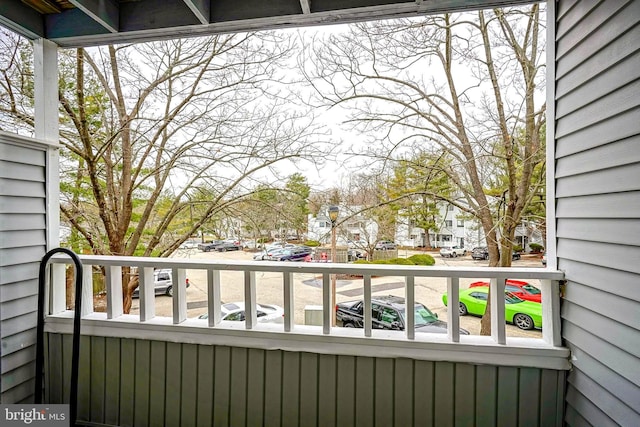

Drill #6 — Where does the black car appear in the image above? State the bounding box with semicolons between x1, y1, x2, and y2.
336;295;469;335
472;246;521;261
272;246;313;261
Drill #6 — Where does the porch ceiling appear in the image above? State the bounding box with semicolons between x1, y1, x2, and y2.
1;0;536;47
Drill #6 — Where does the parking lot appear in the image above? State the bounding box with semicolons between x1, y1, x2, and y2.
130;248;545;338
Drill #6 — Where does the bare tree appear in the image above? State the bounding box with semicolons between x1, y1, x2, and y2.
1;30;333;311
301;6;546;334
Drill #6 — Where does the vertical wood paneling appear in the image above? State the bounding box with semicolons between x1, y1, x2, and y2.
104;337;120;426
355;356;374;426
61;334;72;404
393;358;414;427
434;362;454;426
281;351;300;427
119;339;135;427
133;340;150;427
229;347;247;427
246;348;265;427
180;343;198;427
213;346;230;427
336;355;356;426
299;352;318;426
454;363;475;427
475;365;497;427
414;360;435;427
497;366;519;426
89;336;105;423
317;354;337;427
77;336;91;422
374;358;394;427
148;341;166;427
519;368;541;427
44;334;566;426
263;350;282;426
164;342;182;427
196;345;214;427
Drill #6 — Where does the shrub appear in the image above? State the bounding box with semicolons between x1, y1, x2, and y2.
389;257;415;265
513;244;523;253
529;243;544;253
407;254;435;266
304;240;321;247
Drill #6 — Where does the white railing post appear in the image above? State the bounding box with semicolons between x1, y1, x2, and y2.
541;279;562;346
322;273;331;334
139;267;155;321
447;277;460;343
490;278;506;344
405;276;415;340
105;266;123;319
283;272;294;332
80;265;94;317
363;275;372;337
172;268;187;324
207;269;222;327
244;270;256;329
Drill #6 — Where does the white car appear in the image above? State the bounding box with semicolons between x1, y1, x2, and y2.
198;302;284;323
439;246;467;258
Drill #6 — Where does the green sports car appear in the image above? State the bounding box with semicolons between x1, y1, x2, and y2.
442;287;542;330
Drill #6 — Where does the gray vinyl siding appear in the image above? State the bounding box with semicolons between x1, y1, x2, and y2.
0;135;48;403
553;0;640;425
44;333;566;427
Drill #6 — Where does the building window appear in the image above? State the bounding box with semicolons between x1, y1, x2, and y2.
442;235;451;242
457;219;464;227
448;205;454;211
445;220;453;228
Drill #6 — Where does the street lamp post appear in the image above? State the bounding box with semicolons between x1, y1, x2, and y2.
328;206;339;326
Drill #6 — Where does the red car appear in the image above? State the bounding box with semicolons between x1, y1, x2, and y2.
468;279;542;303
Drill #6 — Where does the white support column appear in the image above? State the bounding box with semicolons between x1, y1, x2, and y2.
363;275;372;337
405;276;415;340
207;269;222;326
490;277;506;345
541;279;562;346
447;277;460;343
105;266;123;319
244;271;256;329
139;267;155;321
34;38;65;314
172;268;187;324
283;272;294;332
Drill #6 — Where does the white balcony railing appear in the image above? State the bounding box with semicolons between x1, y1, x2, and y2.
45;255;569;370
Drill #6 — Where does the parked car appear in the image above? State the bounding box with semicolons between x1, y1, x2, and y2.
179;239;199;249
336;295;469;335
440;245;467;258
132;269;190;298
471;246;489;260
271;246;313;261
471;247;521;260
469;279;542;303
442;287;542;330
198;302;284;323
374;240;397;250
347;249;367;262
253;247;287;261
198;239;224;252
216;240;242;252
